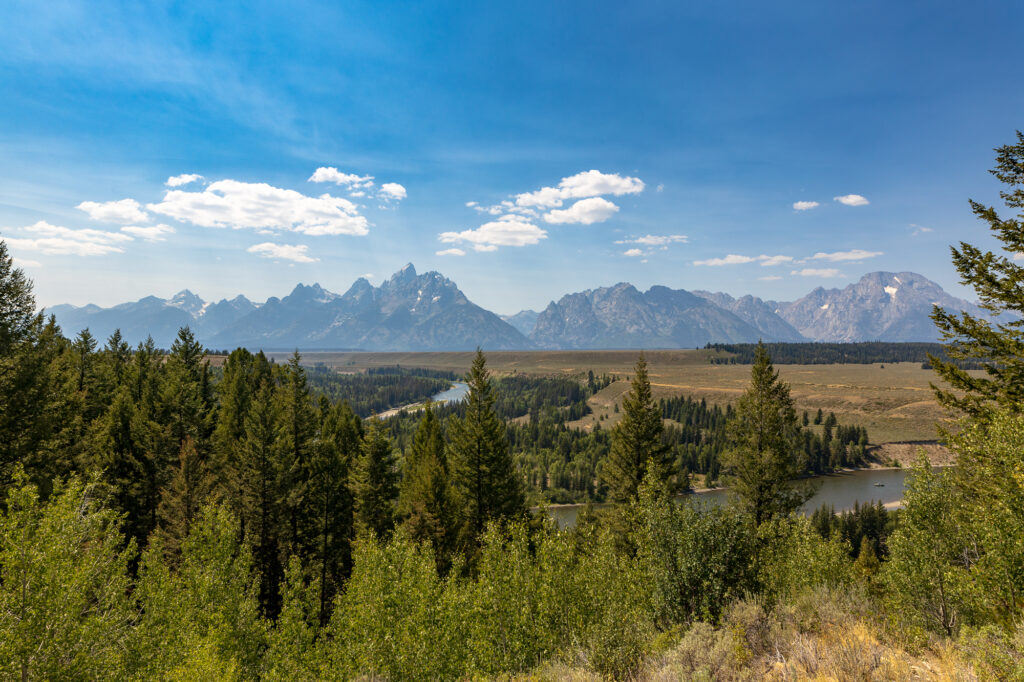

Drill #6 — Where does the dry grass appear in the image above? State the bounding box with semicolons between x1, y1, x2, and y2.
284;350;970;447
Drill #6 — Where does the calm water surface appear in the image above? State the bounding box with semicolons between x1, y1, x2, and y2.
548;467;935;529
431;381;469;404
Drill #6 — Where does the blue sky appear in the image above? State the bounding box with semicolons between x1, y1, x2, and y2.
1;1;1022;315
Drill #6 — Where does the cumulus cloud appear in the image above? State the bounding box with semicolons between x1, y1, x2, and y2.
694;253;792;267
247;242;318;263
76;198;150;224
120;224;176;242
513;170;645;209
810;249;882;262
544;197;619;225
834;194;870;207
439;219;547;251
308;167;375;188
378;182;407;201
166;174;204;187
5;221;131;256
436;248;466;256
793;201;819;211
149;179;369;236
792;268;842;277
623;248;644;257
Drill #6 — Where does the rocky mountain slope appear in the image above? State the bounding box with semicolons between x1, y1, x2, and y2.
49;268;983;350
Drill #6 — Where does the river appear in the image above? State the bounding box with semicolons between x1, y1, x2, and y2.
377;381;470;418
546;467;935;529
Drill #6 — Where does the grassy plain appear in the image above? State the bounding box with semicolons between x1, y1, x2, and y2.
277;350;963;446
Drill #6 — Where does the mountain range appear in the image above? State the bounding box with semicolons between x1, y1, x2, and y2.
49;266;986;351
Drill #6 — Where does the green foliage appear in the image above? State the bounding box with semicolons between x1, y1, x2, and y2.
448;349;525;546
756;515;852;602
398;403;455;569
635;475;757;626
721;342;813;524
130;505;268;679
351;419;399;539
930;131;1024;417
602;354;673;502
0;471;136;680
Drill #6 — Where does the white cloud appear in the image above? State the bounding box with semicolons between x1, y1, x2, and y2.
910;224;933;236
76;198;150;224
810;249;882;262
149;179;369;236
618;234;688;246
166;174;204;187
5;220;131;256
308;167;375;188
439;219;547;250
694;254;757;266
11;257;41;268
623;248;644;257
247;242;318;263
378;182;407;201
758;255;793;267
793;201;819;211
514;170;645;209
694;253;791;267
544;197;619;225
120;224;176;242
759;275;783;281
465;201;477;207
792;268;842;277
834;194;870;207
436;248;466;256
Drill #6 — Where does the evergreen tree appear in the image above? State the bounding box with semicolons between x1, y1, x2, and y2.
931;131;1024;416
601;354;672;503
305;396;356;624
156;436;215;560
277;351;317;559
237;382;285;616
448;350;524;545
721;343;811;525
399;402;454;568
351;418;399;539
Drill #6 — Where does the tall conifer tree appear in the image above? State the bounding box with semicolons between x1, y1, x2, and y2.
351;418;399;539
602;354;672;503
399;402;454;566
930;131;1024;417
721;342;810;524
448;350;524;545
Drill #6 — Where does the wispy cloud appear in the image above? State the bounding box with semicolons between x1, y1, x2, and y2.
792;268;842;277
120;224;175;242
810;249;882;262
910;224;933;236
166;174;204;187
834;194;870;207
247;242;318;263
759;275;783;281
76;198;150;224
149;179;369;236
615;234;688;246
694;253;792;267
11;257;41;268
792;201;819;211
5;220;131;256
436;248;465;256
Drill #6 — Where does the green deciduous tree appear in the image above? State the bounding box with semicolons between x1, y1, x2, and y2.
0;470;136;680
721;342;811;525
931;131;1024;417
601;354;673;503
